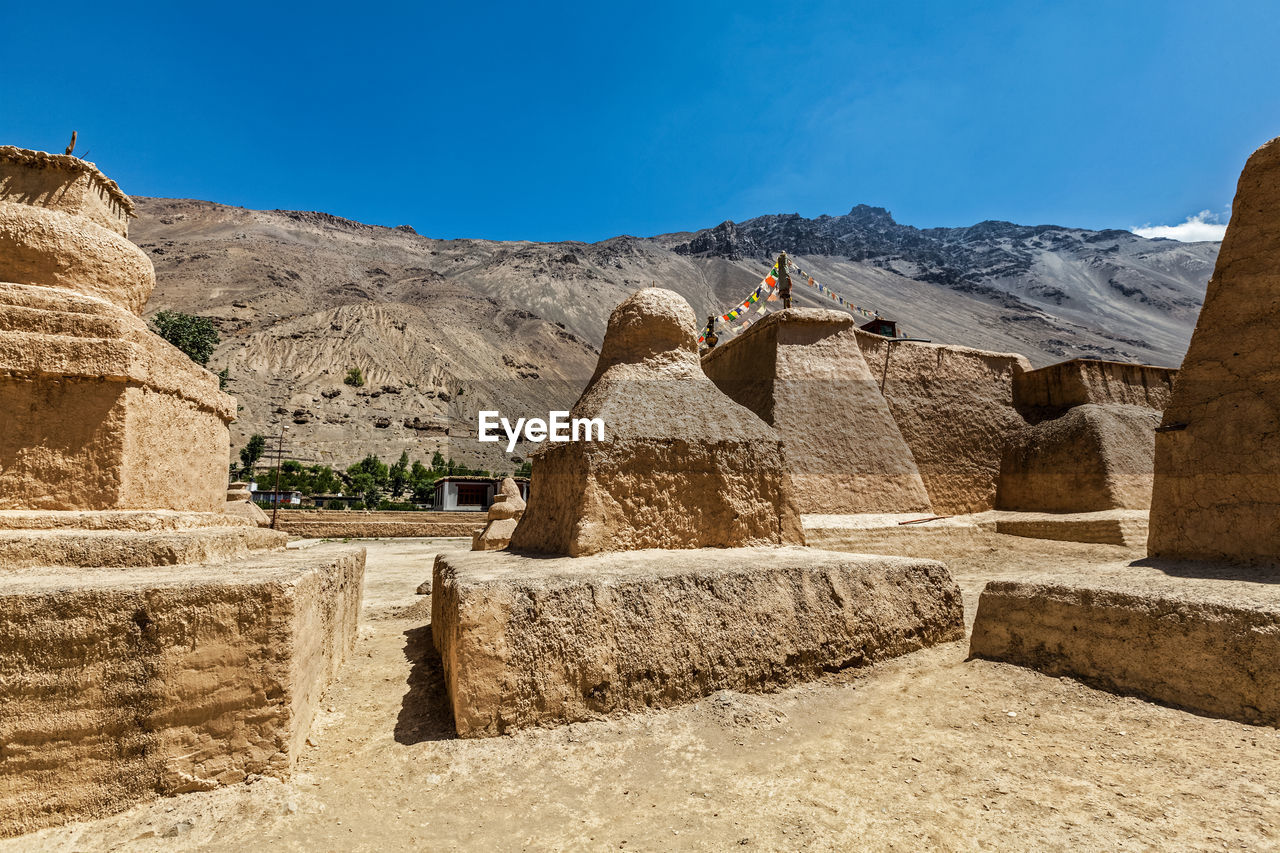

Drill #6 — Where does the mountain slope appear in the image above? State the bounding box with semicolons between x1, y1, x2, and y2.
133;199;1217;469
659;205;1216;363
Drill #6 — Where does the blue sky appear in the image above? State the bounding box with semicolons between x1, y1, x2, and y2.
3;1;1276;242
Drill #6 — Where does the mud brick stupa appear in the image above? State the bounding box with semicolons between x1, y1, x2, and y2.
0;146;365;837
432;288;964;738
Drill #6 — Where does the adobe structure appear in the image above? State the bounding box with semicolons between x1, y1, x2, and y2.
700;307;932;515
471;476;526;550
970;137;1280;729
854;333;1031;515
997;360;1175;514
508;288;804;555
0;147;231;513
432;288;964;737
699;300;1177;549
0;146;365;837
1148;135;1280;563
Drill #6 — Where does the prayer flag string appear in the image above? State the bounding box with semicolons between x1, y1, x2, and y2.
699;260;902;343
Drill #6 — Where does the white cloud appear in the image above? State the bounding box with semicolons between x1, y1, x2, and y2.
1132;210;1227;242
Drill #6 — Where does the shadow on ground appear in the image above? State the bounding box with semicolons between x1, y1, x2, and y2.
1132;557;1280;584
394;624;457;744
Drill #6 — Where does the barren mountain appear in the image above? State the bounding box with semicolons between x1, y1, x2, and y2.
134;199;1217;470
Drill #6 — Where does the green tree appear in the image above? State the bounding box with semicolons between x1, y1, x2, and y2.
344;367;365;387
409;460;438;503
239;434;266;477
345;455;389;507
389;451;410;498
152;310;219;367
515;460;532;478
218;367;230;390
430;450;446;472
310;465;341;495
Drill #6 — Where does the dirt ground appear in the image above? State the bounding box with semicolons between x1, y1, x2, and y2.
7;533;1279;852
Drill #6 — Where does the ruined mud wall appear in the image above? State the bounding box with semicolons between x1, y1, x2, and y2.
703;309;931;514
1149;136;1280;562
274;511;483;538
856;332;1032;515
1013;358;1177;419
997;404;1161;512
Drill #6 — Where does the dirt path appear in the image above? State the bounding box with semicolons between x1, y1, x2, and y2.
8;535;1279;852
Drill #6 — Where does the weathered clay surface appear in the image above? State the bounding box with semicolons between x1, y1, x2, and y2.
431;546;964;737
1013;358;1177;417
969;574;1280;726
0;146;133;235
0;545;365;838
0;509;251;531
0;508;284;576
981;509;1149;547
0;526;287;570
855;333;1032;514
226;481;271;527
802;513;989;557
0;202;155;314
509;288;803;555
472;477;526;550
702;308;932;513
1148;136;1280;563
273;511;482;539
997;404;1160;512
0;148;233;514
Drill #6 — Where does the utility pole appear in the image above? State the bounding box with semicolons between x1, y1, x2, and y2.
270;425;288;530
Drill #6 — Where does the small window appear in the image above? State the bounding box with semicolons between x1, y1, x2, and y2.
456;484;489;506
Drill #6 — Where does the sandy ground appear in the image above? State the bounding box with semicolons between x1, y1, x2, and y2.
7;533;1280;852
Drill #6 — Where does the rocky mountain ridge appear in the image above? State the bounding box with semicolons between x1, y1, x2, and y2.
134;198;1218;469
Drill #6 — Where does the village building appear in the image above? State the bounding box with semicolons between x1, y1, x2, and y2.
251;487;303;507
432;475;530;511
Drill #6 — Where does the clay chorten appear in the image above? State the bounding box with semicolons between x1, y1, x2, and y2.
471;476;526;550
509;287;804;556
0;145;280;561
0;146;364;836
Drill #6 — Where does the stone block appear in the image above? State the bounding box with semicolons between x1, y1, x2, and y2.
0;545;365;837
431;547;964;737
969;575;1280;727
